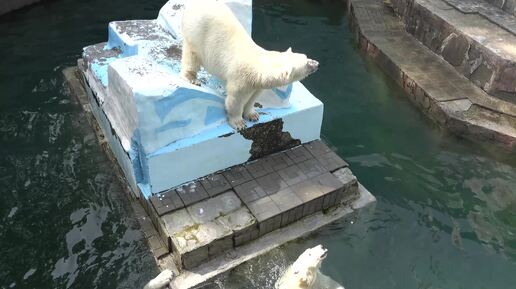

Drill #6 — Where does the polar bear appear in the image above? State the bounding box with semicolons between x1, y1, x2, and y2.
275;245;345;289
143;269;173;289
180;0;319;130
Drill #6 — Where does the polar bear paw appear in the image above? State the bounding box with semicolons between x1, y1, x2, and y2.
180;73;202;86
187;78;202;86
143;269;173;289
229;117;247;131
244;110;260;122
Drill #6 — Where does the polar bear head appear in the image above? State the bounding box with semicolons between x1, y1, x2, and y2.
282;47;319;82
275;245;328;289
264;48;319;87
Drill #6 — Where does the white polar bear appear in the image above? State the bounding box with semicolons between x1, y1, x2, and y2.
180;0;319;130
275;245;345;289
143;269;173;289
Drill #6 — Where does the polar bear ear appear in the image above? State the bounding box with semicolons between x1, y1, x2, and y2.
286;47;292;53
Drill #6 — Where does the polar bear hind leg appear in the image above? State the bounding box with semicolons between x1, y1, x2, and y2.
243;89;261;122
180;40;201;86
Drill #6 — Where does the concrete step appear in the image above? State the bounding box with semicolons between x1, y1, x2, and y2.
391;0;516;101
347;0;516;149
150;140;359;270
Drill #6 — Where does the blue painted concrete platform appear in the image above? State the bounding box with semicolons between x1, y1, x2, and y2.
80;0;324;197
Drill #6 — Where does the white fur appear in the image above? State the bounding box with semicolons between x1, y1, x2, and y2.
143;269;173;289
180;0;319;130
276;245;345;289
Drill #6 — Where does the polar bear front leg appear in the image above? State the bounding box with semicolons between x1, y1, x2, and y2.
243;89;261;122
180;40;201;86
225;85;251;131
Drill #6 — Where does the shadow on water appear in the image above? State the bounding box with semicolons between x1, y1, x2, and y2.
1;0;515;288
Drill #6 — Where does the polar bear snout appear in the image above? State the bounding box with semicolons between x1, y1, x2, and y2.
307;59;319;73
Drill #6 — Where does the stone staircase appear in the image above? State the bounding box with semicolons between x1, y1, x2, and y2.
346;0;516;150
392;0;516;102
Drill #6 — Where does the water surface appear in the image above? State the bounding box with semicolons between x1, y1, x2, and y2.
1;0;515;288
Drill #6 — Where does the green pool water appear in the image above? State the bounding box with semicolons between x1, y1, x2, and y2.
1;0;515;288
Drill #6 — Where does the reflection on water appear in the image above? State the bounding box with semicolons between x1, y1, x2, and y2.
1;0;516;288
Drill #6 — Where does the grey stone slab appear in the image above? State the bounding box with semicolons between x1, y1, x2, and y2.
234;180;268;204
223;166;253;187
263;152;294;171
208;235;233;258
258;213;282;236
303;139;332;157
285;145;312;163
291;179;325;217
216;206;258;247
233;226;260;247
269;187;304;212
246;196;282;235
181;246;209;270
161;208;196;236
256;172;289;196
269;188;304;227
291;179;325;203
313;172;344;195
282;205;304;226
302;195;324;217
171;221;232;269
186;191;242;224
316;151;348;172
298;158;327;178
176;181;209;206
199;173;231;197
246;196;281;221
322;190;339;210
278;164;308;186
333;167;360;203
150;189;185;216
245;158;274;179
313;172;345;209
216;207;257;236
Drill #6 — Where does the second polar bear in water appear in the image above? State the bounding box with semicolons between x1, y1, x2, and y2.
276;245;345;289
180;0;319;131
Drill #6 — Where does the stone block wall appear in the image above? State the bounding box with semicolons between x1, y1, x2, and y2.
485;0;516;16
391;0;516;101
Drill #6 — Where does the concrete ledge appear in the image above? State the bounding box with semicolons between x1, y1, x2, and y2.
166;183;375;289
391;0;516;100
148;140;358;270
346;0;516;150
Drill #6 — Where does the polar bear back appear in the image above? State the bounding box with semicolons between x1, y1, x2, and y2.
182;0;260;81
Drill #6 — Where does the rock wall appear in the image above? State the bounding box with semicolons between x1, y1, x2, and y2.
391;0;516;101
485;0;516;16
